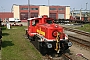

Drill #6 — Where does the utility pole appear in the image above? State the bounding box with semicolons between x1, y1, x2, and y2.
85;3;88;21
86;2;88;10
28;0;30;26
80;8;82;20
28;0;30;19
71;8;75;17
48;0;50;17
71;8;75;20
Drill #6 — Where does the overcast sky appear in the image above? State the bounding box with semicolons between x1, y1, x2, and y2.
0;0;90;12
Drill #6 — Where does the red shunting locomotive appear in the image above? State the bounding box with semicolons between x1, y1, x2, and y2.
26;15;72;55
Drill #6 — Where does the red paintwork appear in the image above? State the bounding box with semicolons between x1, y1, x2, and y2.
0;12;13;22
37;23;64;40
27;15;65;40
28;15;49;36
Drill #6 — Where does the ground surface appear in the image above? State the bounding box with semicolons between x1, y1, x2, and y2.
1;23;90;60
1;26;42;60
69;41;90;60
60;23;90;60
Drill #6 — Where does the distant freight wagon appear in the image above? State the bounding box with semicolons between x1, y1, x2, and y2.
9;18;21;22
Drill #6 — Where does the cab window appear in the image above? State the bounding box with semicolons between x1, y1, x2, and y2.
46;20;53;24
32;20;39;26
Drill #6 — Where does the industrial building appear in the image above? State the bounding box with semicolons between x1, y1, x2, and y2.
0;12;13;22
0;4;70;22
70;10;90;21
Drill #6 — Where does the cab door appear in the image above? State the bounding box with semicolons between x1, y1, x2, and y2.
31;19;39;33
28;19;39;37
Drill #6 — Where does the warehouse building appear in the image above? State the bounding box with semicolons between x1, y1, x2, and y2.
0;4;70;22
0;12;13;22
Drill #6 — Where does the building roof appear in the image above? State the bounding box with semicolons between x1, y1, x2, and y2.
12;4;70;7
0;12;13;14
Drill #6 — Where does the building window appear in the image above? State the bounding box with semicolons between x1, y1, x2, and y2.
31;13;38;18
58;8;65;10
20;13;28;20
20;8;28;10
31;8;38;10
50;13;56;19
20;8;38;10
50;8;56;10
32;20;39;26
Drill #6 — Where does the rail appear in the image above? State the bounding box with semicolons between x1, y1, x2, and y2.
43;54;73;60
69;35;90;48
64;27;90;37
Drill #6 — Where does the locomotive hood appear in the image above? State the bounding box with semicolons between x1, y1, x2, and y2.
38;23;63;29
36;23;64;40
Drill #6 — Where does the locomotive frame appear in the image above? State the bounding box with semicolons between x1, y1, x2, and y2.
26;15;72;55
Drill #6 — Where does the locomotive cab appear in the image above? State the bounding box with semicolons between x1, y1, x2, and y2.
27;18;39;40
27;15;53;40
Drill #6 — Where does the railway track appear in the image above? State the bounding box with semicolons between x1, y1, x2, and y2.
64;27;90;37
68;35;90;48
64;27;90;48
42;30;90;60
43;53;73;60
43;34;90;60
62;54;72;60
63;27;90;49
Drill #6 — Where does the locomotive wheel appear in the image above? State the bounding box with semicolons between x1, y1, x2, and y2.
38;42;47;55
28;35;34;41
60;41;69;52
27;34;29;39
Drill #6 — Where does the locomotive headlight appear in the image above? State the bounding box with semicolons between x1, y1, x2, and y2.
52;31;58;38
68;42;72;47
54;24;59;28
47;43;52;48
55;25;58;28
